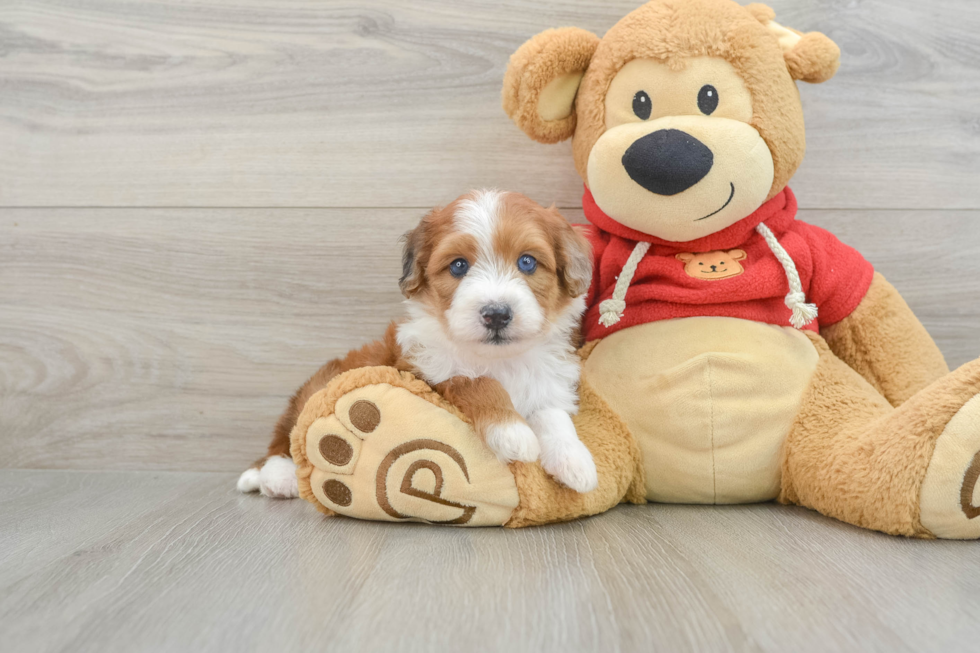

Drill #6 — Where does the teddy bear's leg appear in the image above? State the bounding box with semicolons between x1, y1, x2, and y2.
780;335;980;539
506;375;647;527
290;366;644;527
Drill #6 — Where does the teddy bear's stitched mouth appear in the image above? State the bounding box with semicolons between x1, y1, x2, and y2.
695;182;736;221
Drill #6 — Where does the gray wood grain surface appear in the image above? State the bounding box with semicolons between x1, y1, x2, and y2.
0;0;978;209
1;470;978;653
2;208;978;472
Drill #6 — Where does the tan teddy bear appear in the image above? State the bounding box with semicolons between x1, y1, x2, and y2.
288;0;980;539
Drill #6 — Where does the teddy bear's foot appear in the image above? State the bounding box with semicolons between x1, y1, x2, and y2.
781;342;980;539
291;367;521;526
920;394;980;539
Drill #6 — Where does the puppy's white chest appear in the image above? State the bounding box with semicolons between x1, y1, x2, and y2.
492;357;578;419
499;374;537;418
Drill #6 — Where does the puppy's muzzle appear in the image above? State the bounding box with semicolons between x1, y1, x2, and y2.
622;128;714;196
480;303;513;332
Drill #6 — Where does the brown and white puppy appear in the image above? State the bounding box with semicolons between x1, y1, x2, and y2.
238;189;598;498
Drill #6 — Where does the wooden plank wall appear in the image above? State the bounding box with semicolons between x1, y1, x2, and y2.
1;0;978;472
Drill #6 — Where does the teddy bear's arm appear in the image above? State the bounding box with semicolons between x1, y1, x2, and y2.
820;272;949;407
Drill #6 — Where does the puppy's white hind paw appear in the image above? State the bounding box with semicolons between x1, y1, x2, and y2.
542;438;598;494
484;421;541;463
259;456;299;498
237;467;261;493
238;456;299;498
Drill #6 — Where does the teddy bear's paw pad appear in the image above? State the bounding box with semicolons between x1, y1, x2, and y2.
303;383;520;526
920;394;980;539
305;415;362;476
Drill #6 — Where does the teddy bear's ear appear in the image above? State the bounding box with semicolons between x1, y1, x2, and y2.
502;27;600;144
745;4;840;84
728;249;747;261
676;253;695;263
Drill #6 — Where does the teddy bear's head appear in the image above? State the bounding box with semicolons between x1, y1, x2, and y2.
503;0;839;243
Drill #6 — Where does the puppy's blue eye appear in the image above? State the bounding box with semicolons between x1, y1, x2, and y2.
517;254;537;274
449;258;469;278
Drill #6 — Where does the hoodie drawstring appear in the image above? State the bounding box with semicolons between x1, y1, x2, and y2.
598;241;650;327
755;222;818;329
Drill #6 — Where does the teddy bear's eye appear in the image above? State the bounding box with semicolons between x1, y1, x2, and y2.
698;85;719;115
632;91;652;120
698;262;704;266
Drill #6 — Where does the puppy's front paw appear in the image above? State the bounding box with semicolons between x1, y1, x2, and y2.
484;420;541;463
541;438;598;493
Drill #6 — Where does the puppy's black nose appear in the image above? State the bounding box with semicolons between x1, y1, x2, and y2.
622;129;714;196
710;264;717;271
481;304;513;331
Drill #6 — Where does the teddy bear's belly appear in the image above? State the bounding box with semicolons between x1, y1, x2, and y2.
583;317;819;504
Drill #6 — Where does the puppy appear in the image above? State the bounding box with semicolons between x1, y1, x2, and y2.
238;189;598;498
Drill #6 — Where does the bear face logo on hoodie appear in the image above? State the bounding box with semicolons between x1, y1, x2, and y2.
676;250;747;280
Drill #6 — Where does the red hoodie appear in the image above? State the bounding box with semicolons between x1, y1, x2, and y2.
580;186;874;342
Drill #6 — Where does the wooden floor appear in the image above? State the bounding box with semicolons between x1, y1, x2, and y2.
2;470;979;653
2;1;980;651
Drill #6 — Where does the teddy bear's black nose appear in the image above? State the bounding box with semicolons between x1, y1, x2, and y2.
622;129;714;196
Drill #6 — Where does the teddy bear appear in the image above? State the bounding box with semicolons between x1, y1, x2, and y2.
289;0;980;538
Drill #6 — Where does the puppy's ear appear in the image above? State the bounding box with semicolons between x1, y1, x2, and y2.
746;4;840;83
399;218;427;298
728;249;747;261
554;214;593;297
502;27;599;144
676;252;695;263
